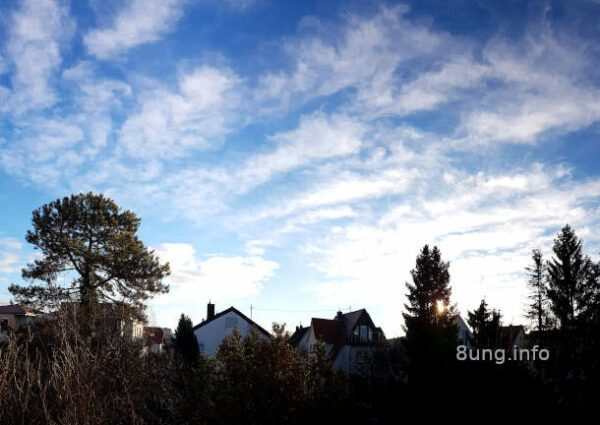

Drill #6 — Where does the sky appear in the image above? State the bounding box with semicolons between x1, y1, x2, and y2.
1;0;600;337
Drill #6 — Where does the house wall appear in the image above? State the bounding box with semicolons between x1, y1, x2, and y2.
194;311;269;357
333;345;351;374
333;345;384;377
0;314;20;331
296;329;311;357
120;320;144;340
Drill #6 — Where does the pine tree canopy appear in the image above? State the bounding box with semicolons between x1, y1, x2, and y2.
525;248;549;332
402;245;458;375
9;192;170;321
174;313;200;364
546;225;591;328
403;245;453;326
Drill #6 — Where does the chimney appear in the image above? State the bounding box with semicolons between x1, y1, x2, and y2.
207;302;215;321
336;310;343;321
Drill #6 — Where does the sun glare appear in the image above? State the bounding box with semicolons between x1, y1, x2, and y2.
436;300;445;314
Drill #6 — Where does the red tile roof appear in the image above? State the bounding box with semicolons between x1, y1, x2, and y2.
143;327;164;345
311;318;345;346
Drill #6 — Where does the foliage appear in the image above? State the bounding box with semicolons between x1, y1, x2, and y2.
402;245;458;384
525;248;551;332
174;313;199;365
467;298;501;348
9;192;170;322
546;224;591;328
0;309;177;425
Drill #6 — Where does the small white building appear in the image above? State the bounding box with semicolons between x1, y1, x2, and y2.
193;303;270;357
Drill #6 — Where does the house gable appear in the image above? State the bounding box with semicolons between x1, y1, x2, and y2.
193;306;270;357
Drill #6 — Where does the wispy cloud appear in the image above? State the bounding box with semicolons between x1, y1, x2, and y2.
0;237;24;282
84;0;187;60
3;0;74;113
1;2;600;335
118;65;243;158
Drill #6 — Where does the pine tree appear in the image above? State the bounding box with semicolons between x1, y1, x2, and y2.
546;225;591;329
467;299;490;347
174;314;199;365
403;245;458;382
9;192;170;321
525;249;549;332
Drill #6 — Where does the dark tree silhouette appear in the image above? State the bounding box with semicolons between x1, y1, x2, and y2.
467;298;501;348
525;248;550;332
546;225;591;329
174;313;199;365
9;192;170;321
403;245;458;384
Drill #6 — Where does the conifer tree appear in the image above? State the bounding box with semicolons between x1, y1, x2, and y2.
403;245;458;381
174;314;199;365
9;192;170;321
546;225;591;329
525;249;549;332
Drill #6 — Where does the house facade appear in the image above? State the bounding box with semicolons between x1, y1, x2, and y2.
193;303;271;357
0;305;39;333
144;326;165;354
290;309;386;376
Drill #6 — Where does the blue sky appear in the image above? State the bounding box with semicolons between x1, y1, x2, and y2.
1;0;600;336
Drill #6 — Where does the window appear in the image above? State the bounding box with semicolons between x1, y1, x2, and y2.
1;318;8;331
199;343;204;353
357;325;373;343
225;317;238;329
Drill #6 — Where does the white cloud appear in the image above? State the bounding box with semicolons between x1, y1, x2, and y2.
118;66;243;158
254;5;450;112
151;243;279;310
237;113;365;190
3;0;74;113
84;0;186;59
301;165;600;336
0;237;24;275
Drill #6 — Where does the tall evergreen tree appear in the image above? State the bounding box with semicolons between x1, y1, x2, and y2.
9;193;170;321
403;245;458;382
174;314;199;365
525;249;549;332
546;225;591;329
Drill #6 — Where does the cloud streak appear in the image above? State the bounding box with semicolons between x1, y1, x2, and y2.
84;0;186;59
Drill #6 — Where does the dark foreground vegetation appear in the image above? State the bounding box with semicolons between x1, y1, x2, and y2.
1;193;599;423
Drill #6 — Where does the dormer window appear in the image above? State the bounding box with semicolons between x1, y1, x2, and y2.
357;325;373;343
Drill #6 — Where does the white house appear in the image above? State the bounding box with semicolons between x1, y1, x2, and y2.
193;303;271;357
